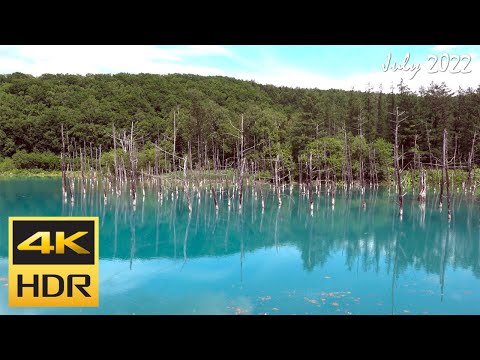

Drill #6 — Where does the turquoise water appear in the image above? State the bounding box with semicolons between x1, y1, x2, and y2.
1;177;479;315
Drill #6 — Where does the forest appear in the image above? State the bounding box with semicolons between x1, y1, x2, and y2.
0;72;478;186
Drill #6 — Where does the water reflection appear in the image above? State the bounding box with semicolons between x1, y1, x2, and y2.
1;177;480;314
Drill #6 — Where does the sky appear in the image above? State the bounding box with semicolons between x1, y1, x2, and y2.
0;45;478;92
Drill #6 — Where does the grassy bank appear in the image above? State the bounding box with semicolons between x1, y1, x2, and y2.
0;169;62;178
399;168;480;190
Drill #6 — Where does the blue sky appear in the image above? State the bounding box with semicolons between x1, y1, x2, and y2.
0;45;478;92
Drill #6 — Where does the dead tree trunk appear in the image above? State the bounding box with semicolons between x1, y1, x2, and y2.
444;129;451;220
129;123;137;208
323;141;329;193
173;109;177;173
418;168;426;202
452;134;457;192
308;152;313;211
226;176;231;207
141;169;145;199
415;134;426;202
238;115;245;210
183;156;192;213
439;145;445;209
391;107;407;216
80;148;86;197
316;124;321;191
401;144;404;175
65;134;74;204
238;158;245;210
112;124;118;189
299;157;303;187
275;152;281;207
188;140;193;172
467;131;476;193
358;111;365;192
123;157;127;186
98;145;102;179
331;174;336;206
66;163;74;204
61;124;67;199
259;180;265;209
274;152;279;188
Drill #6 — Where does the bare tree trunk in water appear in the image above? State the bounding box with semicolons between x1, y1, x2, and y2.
331;174;336;206
444;129;451;221
308;152;313;212
358;111;365;192
80;147;86;197
61;124;67;199
238;115;245;210
173;110;178;194
276;152;281;207
238;158;245;210
183;156;192;213
299;157;303;188
418;168;426;202
415;134;427;202
467;131;476;194
113;124;118;189
391;107;407;217
439;143;445;209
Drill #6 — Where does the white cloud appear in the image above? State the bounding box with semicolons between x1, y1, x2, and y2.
234;55;480;93
184;45;233;57
432;45;458;52
0;45;231;76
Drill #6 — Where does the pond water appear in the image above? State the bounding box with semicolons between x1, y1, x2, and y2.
1;177;479;315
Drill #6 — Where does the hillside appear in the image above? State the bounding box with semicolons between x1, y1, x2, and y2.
0;72;478;177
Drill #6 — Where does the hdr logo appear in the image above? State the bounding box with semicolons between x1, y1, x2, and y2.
9;217;99;307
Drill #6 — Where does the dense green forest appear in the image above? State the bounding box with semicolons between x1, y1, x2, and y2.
0;72;478;181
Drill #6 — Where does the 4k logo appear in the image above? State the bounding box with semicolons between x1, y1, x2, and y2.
17;231;90;254
9;217;99;307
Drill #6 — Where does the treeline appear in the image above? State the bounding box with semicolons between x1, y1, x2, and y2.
0;72;479;181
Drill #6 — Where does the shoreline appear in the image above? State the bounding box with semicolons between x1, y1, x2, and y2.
0;171;62;178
